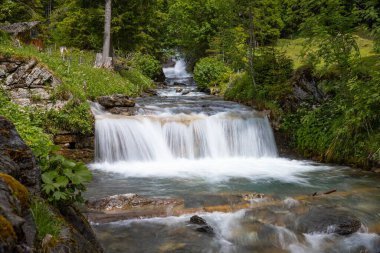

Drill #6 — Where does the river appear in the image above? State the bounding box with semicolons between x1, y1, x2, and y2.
86;59;380;253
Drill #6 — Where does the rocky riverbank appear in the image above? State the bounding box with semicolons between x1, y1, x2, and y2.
0;116;103;252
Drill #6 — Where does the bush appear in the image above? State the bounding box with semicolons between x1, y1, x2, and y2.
41;155;92;205
128;52;161;79
43;100;94;135
194;57;232;91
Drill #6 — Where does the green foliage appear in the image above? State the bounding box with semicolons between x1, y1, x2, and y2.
41;155;92;204
127;53;161;79
49;2;103;49
300;0;360;68
194;57;232;92
0;90;55;160
0;0;43;23
43;100;94;135
31;199;63;241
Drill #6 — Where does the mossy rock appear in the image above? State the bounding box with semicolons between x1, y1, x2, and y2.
0;215;16;242
0;173;30;208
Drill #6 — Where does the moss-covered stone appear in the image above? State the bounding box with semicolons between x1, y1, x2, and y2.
0;173;30;208
0;215;16;241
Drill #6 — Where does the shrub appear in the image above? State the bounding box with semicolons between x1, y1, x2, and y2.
128;52;161;79
194;57;232;91
41;155;92;205
43;100;94;135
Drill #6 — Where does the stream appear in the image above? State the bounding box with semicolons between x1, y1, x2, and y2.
86;59;380;253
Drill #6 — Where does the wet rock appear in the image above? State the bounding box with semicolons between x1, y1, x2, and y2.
182;90;190;95
196;225;214;234
108;107;138;116
176;88;183;93
0;116;40;193
87;194;184;212
295;206;362;235
189;215;215;235
97;94;135;108
190;215;207;225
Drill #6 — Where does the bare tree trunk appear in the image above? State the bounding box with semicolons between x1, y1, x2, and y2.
95;0;113;68
248;7;257;87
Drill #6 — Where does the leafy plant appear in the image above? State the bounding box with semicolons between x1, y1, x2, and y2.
41;155;92;204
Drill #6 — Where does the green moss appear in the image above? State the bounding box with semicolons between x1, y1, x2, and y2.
0;215;16;241
0;173;30;208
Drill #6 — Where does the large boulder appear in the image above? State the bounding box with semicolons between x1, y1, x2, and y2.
97;94;135;108
295;206;362;235
0;116;40;193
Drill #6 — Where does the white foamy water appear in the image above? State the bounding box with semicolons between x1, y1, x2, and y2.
95;112;278;162
163;58;192;79
90;157;329;184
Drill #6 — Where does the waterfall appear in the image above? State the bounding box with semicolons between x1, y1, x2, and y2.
163;58;192;79
95;112;278;163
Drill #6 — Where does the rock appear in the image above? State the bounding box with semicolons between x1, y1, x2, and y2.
176;88;183;93
143;88;158;96
87;193;183;212
295;206;362;235
0;174;35;253
182;90;190;95
108;107;138;116
190;215;207;225
97;94;135;108
174;82;186;86
196;225;214;234
189;215;215;235
57;206;103;253
0;57;64;109
154;68;166;82
0;116;40;193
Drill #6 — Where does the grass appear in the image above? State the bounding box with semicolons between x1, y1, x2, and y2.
30;199;63;241
0;41;154;101
276;35;376;68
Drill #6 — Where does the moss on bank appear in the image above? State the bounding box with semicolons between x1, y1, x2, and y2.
0;173;30;208
0;215;16;242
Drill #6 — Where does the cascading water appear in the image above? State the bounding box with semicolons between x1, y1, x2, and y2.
95;113;277;162
87;59;380;253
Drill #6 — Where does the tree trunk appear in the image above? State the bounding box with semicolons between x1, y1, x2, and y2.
248;7;257;87
95;0;113;68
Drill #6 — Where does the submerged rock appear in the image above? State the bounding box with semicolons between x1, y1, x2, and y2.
97;94;135;108
295;206;362;235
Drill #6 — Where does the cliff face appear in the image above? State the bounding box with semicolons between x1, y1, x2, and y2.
0;116;103;253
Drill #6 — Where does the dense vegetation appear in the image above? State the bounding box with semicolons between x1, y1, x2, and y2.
1;0;380;170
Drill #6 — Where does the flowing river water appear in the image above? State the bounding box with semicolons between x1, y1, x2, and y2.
86;59;380;253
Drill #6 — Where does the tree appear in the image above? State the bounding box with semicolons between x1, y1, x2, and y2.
95;0;113;68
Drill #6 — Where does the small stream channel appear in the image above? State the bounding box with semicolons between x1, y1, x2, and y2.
85;59;380;253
